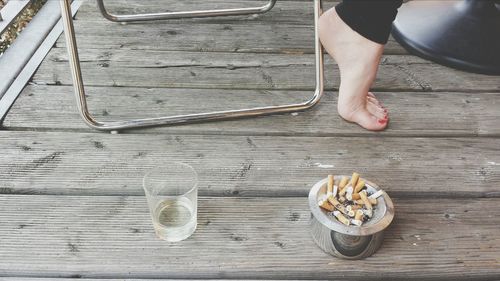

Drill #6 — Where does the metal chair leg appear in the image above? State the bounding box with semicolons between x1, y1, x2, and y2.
60;0;324;131
96;0;278;22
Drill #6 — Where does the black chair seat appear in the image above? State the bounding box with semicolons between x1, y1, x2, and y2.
392;0;500;75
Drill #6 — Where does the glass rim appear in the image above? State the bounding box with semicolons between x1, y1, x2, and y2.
142;162;199;198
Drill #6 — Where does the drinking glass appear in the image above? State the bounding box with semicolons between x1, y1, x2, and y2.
143;162;198;242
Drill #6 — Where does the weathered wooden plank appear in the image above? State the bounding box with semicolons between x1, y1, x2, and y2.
58;21;332;54
0;131;498;197
65;0;406;55
57;21;407;55
4;84;500;136
0;195;498;280
3;276;258;281
32;48;500;92
76;0;337;25
0;278;248;281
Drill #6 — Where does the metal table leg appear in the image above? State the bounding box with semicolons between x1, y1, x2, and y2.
59;0;324;131
96;0;277;22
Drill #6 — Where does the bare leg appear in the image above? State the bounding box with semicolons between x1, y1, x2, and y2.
319;8;388;131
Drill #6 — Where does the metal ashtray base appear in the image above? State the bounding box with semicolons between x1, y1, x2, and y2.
309;176;394;260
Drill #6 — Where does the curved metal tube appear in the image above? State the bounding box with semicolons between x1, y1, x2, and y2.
60;0;324;131
96;0;277;22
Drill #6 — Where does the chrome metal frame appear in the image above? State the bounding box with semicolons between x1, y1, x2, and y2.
59;0;324;131
96;0;278;22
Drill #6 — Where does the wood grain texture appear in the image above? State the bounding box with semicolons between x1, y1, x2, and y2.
0;278;343;281
0;131;498;197
4;84;500;136
63;0;407;55
0;0;499;279
1;277;339;281
0;274;292;281
1;0;499;280
32;48;500;92
76;0;338;25
0;195;498;280
59;21;407;55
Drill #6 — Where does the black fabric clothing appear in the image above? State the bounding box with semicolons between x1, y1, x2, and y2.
335;0;403;45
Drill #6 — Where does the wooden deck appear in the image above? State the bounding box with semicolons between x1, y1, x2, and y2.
1;0;499;280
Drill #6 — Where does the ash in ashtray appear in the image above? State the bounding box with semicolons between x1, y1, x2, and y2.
317;173;385;227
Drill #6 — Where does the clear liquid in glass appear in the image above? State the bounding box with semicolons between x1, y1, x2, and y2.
152;197;197;242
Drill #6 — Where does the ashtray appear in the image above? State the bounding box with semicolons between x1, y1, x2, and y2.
308;175;395;259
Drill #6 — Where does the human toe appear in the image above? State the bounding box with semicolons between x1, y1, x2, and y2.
367;102;388;119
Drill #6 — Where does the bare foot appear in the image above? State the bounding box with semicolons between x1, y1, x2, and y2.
319;7;388;131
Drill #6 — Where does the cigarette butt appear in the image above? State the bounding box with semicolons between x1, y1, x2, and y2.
317;194;328;203
351;204;361;211
346;185;354;196
349;172;360;188
333;211;350;226
351;193;361;200
369;190;384;199
355;209;364;221
318;200;334;211
338;196;346;203
355;199;365;205
328;197;349;216
345;206;356;217
369;197;378;205
339;184;351;196
338;176;349;189
359;190;372;210
354;180;365;193
332;185;338;197
351;219;362;226
327;175;334;194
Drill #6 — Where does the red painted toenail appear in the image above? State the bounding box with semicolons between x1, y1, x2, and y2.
383;109;388;113
378;119;387;124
